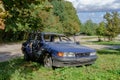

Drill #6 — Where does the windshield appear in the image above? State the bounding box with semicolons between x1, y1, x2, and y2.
43;34;72;42
60;36;71;42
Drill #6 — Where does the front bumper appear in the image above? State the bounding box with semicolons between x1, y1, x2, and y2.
52;56;97;67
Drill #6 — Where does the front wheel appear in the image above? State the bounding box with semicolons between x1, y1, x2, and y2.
44;54;52;68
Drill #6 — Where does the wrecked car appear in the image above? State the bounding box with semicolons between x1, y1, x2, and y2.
21;32;97;68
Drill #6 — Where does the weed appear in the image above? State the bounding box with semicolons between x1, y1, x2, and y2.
0;49;120;80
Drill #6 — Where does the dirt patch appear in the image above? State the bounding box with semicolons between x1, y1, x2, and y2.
0;43;23;62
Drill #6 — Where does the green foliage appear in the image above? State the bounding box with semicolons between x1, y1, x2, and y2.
63;1;81;34
51;0;67;21
0;1;8;30
96;21;106;41
104;12;120;41
81;19;98;35
0;0;81;42
95;12;120;41
0;0;80;41
1;0;44;41
51;0;81;35
0;49;120;80
38;4;63;33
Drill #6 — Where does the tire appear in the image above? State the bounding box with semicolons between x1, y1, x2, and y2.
44;54;52;68
24;53;30;61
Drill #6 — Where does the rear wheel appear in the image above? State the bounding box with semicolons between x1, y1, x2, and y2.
44;54;52;68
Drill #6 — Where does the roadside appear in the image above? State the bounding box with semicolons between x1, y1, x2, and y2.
76;35;120;49
0;35;120;62
83;44;120;50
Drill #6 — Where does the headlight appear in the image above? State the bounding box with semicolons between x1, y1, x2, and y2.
90;52;96;56
64;52;75;57
57;52;75;57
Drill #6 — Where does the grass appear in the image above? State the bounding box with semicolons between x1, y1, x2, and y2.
92;41;120;45
0;49;120;80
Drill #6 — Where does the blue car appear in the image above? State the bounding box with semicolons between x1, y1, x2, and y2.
22;32;97;68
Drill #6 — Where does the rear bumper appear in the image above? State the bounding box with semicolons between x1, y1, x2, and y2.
52;56;97;67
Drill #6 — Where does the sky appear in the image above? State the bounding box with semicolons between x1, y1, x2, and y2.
65;0;120;23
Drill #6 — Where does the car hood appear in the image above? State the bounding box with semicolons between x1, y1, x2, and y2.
43;42;95;53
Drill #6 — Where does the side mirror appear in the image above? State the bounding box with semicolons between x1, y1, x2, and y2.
76;41;80;45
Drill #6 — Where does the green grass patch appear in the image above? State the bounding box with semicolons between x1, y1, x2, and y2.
92;41;120;45
97;49;120;55
0;49;120;80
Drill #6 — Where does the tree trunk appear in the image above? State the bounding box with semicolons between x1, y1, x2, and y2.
98;36;102;42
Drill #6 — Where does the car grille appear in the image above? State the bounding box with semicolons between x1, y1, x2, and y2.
75;53;90;57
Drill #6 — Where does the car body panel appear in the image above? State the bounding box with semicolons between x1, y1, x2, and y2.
52;56;97;67
43;42;95;53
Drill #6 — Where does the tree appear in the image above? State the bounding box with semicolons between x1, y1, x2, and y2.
0;0;81;42
112;12;120;34
2;0;45;41
51;0;81;35
104;12;120;41
63;1;81;34
81;19;98;35
96;22;106;41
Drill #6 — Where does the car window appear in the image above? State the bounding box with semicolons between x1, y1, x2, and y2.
43;34;71;42
44;35;60;42
53;35;60;42
44;35;51;42
60;36;71;42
